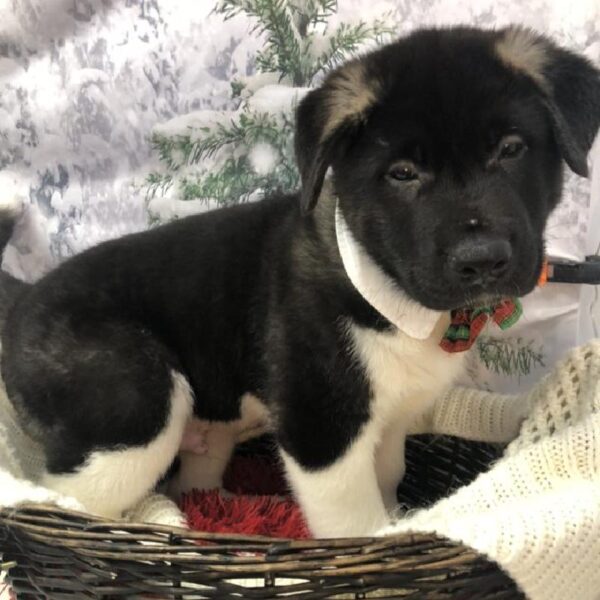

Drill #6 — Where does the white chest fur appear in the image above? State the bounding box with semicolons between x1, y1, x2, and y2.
350;316;466;431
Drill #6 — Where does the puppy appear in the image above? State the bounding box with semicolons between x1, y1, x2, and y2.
1;26;599;538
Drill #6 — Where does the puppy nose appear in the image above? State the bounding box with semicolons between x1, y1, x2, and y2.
447;236;512;283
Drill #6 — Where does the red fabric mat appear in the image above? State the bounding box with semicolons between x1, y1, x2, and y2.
181;455;310;539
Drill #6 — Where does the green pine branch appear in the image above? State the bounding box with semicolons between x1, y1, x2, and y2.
325;19;393;68
178;153;299;205
146;172;173;198
217;1;393;85
149;111;287;173
477;336;545;378
146;110;298;207
146;1;396;217
217;0;306;84
289;0;336;34
309;17;394;79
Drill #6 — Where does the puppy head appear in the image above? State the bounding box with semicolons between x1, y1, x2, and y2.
295;26;600;310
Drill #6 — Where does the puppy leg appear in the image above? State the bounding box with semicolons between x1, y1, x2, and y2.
3;320;192;519
375;424;407;513
281;421;389;538
42;372;192;518
168;422;237;499
168;393;270;499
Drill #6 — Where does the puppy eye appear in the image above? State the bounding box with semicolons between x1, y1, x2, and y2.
497;134;527;160
387;162;419;182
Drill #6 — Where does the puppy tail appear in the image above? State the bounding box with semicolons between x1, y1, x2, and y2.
0;197;28;329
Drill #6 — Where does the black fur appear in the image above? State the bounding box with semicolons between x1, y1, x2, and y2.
0;210;27;327
1;27;599;482
540;39;600;176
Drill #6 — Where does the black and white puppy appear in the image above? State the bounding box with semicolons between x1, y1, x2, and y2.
1;26;599;537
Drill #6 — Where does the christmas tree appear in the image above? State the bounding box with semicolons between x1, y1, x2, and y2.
145;0;393;219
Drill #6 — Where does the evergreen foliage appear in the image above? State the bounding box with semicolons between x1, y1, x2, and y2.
477;336;546;378
146;1;393;211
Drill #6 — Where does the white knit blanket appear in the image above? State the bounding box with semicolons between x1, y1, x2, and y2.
1;341;600;599
383;339;600;600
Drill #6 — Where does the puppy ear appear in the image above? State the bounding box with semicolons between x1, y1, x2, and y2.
295;60;381;212
496;26;600;177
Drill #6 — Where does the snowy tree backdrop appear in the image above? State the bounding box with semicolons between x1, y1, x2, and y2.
0;0;599;392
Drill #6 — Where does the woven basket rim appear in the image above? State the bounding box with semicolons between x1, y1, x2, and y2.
1;501;474;551
0;437;523;598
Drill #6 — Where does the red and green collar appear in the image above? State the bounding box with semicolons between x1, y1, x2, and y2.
440;298;522;353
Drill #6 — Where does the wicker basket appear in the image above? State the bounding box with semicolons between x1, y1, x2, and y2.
0;435;524;599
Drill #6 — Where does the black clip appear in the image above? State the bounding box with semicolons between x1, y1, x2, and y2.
547;255;600;284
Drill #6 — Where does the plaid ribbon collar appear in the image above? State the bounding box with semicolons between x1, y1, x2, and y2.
440;298;523;353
